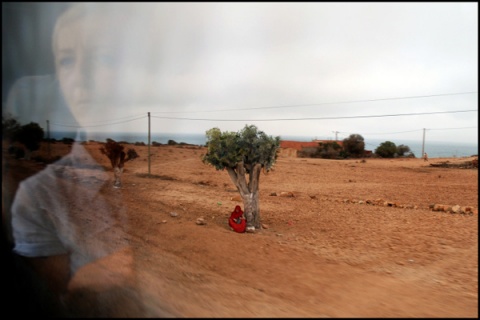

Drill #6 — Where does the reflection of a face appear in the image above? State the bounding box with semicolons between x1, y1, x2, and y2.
54;12;126;124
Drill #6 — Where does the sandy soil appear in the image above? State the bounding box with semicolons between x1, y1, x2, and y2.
2;140;478;317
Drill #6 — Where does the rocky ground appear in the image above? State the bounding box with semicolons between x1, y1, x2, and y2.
2;140;478;317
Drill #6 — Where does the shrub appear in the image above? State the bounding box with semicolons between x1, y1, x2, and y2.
2;113;21;142
167;140;178;145
14;146;25;159
62;137;75;145
298;147;317;158
16;122;45;153
317;141;342;159
375;141;397;158
397;144;411;157
342;134;365;158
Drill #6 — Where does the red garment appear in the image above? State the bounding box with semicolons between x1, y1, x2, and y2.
229;205;246;233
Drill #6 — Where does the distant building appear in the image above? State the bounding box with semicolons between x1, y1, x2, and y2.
279;139;371;158
279;140;321;151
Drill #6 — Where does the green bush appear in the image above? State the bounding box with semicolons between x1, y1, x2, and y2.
375;141;397;158
342;134;365;158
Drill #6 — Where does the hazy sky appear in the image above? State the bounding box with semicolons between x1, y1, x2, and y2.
3;2;478;144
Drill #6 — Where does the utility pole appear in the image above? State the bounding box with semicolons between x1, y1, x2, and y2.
332;131;339;141
421;128;426;157
46;120;51;158
148;112;151;177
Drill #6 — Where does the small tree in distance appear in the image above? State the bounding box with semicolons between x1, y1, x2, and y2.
16;122;45;159
317;141;342;159
396;144;412;157
2;113;21;144
342;134;365;158
100;139;139;188
375;141;397;158
202;125;280;232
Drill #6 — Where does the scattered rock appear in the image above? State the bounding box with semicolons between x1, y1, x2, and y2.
261;223;269;229
196;217;206;225
170;212;178;217
230;195;242;201
269;192;277;196
461;206;473;214
451;205;461;214
432;204;447;212
279;191;294;197
431;204;475;214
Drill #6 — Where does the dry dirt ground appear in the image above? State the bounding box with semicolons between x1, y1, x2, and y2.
2;141;478;318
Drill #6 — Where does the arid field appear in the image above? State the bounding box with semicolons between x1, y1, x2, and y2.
2;140;478;317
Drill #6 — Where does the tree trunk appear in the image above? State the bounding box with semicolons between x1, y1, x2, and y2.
113;166;123;188
243;190;260;229
226;163;262;231
248;164;262;229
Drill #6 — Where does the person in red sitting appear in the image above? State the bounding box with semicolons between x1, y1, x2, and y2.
229;205;246;233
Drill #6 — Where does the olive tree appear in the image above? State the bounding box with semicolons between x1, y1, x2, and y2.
202;125;280;232
100;139;139;188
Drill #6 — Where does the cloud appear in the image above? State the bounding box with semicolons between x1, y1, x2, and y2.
4;2;478;144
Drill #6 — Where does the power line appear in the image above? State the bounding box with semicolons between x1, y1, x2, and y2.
47;110;477;128
340;129;423;135
150;109;477;122
150;91;478;114
341;126;477;136
51;115;147;128
428;126;478;131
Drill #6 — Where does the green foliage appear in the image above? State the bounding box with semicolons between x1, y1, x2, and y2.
16;122;45;152
8;145;25;159
2;113;21;142
202;125;280;172
297;147;318;158
396;144;411;157
100;139;138;169
342;134;365;158
62;137;75;145
126;148;139;160
167;140;178;145
317;141;342;159
375;141;397;158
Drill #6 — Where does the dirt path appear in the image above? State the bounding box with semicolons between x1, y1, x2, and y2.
2;142;478;317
